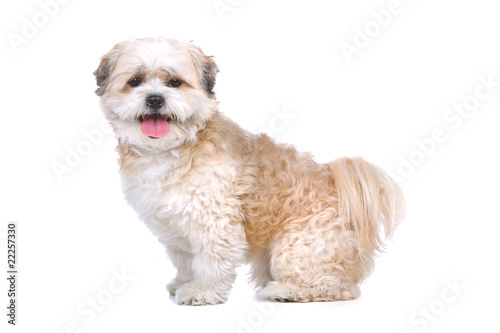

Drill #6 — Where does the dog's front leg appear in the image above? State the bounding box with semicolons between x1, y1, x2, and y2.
165;245;194;296
173;214;247;305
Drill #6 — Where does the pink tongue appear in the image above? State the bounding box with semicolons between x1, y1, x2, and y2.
141;116;170;138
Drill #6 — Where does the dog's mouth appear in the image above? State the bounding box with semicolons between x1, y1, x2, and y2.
138;113;172;139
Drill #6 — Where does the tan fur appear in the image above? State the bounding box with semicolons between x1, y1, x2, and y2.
95;37;405;305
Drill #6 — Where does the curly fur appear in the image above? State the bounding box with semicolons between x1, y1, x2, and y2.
94;37;405;305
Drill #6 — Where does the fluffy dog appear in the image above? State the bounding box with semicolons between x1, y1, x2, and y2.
94;37;405;305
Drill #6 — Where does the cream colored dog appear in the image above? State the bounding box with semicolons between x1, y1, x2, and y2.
94;37;405;305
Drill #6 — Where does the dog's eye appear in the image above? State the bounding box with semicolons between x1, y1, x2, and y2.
129;77;143;87
167;79;182;88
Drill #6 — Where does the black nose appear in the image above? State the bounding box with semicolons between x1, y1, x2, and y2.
146;95;165;109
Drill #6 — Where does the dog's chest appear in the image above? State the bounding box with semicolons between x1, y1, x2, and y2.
121;150;242;239
122;153;190;218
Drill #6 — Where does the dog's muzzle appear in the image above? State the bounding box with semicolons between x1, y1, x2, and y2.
139;94;171;139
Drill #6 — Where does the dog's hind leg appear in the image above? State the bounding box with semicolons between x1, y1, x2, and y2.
258;215;364;302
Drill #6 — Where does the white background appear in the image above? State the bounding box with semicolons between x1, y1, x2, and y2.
1;0;499;332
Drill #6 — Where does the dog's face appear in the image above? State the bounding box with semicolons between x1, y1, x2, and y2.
94;38;219;150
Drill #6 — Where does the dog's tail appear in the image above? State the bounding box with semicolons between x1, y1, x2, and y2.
327;157;405;263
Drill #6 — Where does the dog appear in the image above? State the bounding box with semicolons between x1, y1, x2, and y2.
94;37;405;305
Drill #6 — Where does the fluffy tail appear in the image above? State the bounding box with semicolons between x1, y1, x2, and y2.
327;157;405;263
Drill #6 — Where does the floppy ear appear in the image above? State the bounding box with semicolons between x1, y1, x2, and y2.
185;43;219;96
94;56;112;96
94;43;123;96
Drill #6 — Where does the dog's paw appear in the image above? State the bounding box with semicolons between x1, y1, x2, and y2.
175;283;227;306
166;278;190;296
259;281;358;302
259;282;300;302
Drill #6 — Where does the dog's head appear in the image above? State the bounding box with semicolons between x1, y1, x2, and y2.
94;37;219;150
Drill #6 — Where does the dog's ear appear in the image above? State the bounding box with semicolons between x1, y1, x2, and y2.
185;43;219;96
94;57;111;96
94;44;122;96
